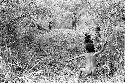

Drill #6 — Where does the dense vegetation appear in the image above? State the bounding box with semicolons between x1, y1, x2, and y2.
0;0;124;83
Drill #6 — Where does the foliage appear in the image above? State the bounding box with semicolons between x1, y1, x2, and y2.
0;0;125;83
35;29;86;74
94;30;124;79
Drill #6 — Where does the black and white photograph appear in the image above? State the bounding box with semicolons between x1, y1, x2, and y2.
0;0;124;83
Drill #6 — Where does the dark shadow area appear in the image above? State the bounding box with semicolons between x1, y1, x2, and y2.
85;43;95;53
84;33;93;43
84;33;95;53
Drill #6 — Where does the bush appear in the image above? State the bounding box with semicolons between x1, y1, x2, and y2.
36;29;86;74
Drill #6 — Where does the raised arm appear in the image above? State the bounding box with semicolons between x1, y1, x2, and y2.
65;40;108;62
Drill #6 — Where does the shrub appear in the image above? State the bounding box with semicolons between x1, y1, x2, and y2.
35;29;86;74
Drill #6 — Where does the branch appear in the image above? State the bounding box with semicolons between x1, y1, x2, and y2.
26;60;41;73
23;56;52;73
23;53;36;71
93;41;108;56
